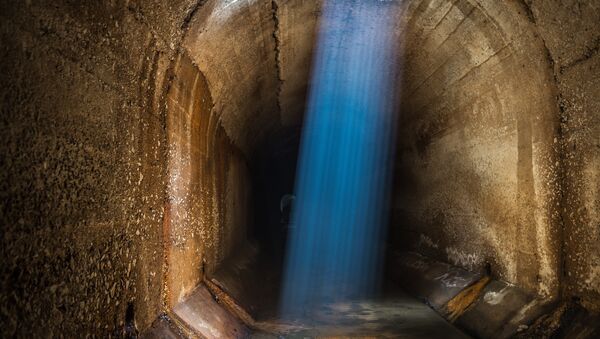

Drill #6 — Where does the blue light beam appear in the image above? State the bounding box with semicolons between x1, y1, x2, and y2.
281;0;400;319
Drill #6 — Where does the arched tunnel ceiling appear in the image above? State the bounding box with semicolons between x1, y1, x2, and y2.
182;0;321;155
179;0;554;157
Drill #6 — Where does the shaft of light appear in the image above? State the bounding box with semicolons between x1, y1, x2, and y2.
280;0;400;319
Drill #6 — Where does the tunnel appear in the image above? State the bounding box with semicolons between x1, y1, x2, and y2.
1;0;600;338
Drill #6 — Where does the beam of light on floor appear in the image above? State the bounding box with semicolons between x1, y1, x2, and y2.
280;0;400;320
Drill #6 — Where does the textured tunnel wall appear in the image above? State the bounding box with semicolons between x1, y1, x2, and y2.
1;0;599;336
164;53;252;307
391;0;600;308
0;0;308;334
179;0;321;155
391;0;561;298
160;0;321;307
181;0;280;156
0;0;200;335
529;0;600;310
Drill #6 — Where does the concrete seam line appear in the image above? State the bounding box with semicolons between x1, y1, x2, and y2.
270;0;284;120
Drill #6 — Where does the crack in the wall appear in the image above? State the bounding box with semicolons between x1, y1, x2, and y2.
270;0;283;118
432;0;461;31
125;0;208;52
559;37;600;74
181;0;208;31
520;0;537;24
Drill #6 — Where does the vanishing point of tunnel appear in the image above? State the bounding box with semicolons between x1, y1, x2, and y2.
1;0;600;338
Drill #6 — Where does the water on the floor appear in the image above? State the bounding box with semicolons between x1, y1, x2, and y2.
201;243;471;338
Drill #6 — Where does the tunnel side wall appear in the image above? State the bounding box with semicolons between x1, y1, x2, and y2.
0;0;200;336
391;0;562;298
164;53;252;308
528;0;600;310
392;0;600;310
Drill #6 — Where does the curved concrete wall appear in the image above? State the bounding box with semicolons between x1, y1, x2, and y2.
1;0;599;336
391;0;561;298
163;53;252;308
529;0;600;311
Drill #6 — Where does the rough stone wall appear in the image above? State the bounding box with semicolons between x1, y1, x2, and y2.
391;0;562;298
527;0;600;311
0;0;302;334
0;0;198;336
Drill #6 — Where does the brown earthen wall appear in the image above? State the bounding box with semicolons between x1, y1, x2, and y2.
0;0;198;335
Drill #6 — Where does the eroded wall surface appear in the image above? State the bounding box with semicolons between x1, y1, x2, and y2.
182;0;281;156
181;0;324;155
0;0;314;334
528;0;600;310
0;0;198;335
391;0;599;310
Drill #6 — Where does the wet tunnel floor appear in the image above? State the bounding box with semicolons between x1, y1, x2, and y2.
161;242;471;338
254;296;471;338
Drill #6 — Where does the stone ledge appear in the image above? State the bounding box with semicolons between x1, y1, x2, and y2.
388;251;551;339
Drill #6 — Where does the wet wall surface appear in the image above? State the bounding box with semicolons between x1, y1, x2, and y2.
390;0;561;298
164;53;252;308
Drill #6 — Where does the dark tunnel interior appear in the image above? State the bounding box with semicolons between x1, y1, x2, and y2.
251;130;301;262
1;0;600;338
